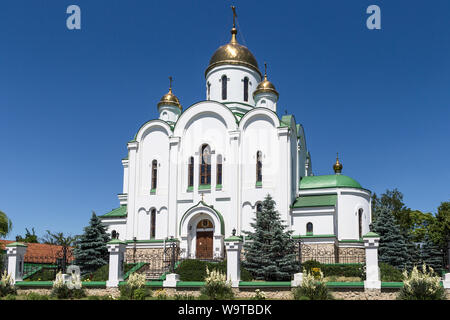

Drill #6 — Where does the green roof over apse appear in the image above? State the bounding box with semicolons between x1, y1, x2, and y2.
292;194;337;208
99;206;127;218
299;175;363;190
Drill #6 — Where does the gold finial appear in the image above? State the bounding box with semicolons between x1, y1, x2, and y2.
264;62;268;80
168;76;173;93
333;152;343;174
201;193;204;202
230;6;238;43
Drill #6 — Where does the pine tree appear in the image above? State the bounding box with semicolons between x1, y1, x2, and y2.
371;205;408;269
73;212;110;275
242;194;299;281
403;231;421;271
420;235;444;272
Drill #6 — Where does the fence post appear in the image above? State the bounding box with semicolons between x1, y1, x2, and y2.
6;242;27;284
363;232;381;290
224;235;242;288
106;239;127;288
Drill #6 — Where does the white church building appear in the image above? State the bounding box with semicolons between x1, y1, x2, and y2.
99;18;372;263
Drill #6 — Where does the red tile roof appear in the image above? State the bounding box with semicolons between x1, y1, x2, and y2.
0;240;74;264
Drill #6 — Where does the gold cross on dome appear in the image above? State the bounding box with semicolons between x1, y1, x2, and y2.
231;6;237;28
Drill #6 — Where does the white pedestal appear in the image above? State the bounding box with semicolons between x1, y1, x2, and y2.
163;273;180;288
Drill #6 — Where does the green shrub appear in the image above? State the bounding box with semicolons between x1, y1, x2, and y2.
200;267;234;300
397;264;446;300
0;270;17;297
26;292;50;300
4;294;16;300
27;268;58;281
153;289;168;300
379;263;403;282
250;289;266;300
176;259;252;281
51;283;86;299
87;295;100;300
293;270;333;300
82;263;135;281
118;273;151;301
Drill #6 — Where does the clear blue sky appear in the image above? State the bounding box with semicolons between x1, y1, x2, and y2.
1;0;449;239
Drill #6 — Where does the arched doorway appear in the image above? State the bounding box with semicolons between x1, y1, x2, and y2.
196;219;213;259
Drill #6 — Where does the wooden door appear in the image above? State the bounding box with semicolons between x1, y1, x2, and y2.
196;231;213;259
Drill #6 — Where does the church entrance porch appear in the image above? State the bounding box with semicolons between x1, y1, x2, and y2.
195;219;214;259
179;203;225;260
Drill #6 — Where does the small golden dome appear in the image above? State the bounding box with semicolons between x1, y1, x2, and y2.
157;87;182;110
253;64;279;98
205;26;261;77
333;153;343;174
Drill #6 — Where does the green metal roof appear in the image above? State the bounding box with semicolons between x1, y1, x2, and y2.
99;205;127;218
299;174;363;190
292;194;337;208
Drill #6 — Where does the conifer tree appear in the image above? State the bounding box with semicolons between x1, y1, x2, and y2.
242;194;299;281
371;204;408;269
73;212;110;275
420;235;443;272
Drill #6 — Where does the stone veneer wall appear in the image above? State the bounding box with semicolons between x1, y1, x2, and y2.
125;248;166;266
16;287;450;300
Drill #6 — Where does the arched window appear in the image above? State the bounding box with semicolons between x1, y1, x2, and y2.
216;155;222;186
150;209;156;239
256;151;262;183
358;209;363;239
111;230;117;239
306;222;313;235
221;75;227;100
243;77;249;102
151;160;158;190
188;156;194;187
200;144;211;185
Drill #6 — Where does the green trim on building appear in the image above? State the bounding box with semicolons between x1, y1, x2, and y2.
363;232;380;238
292;194;337;208
5;242;27;247
224;236;242;242
187;186;193;192
107;239;127;245
215;184;223;190
299;175;363;190
198;184;211;190
326;282;364;288
255;181;262;188
123;262;148;280
99;206;127;218
177;281;205;287
150;188;156;194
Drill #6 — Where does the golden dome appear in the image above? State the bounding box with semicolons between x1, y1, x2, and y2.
157;87;182;110
253;65;279;98
205;27;261;77
333;153;343;174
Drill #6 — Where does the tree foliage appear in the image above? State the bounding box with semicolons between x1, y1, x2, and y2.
371;204;409;269
73;212;110;275
0;210;12;239
15;228;39;243
242;194;299;281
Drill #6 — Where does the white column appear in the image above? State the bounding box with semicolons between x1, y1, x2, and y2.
228;130;240;235
363;232;381;290
106;240;127;287
6;242;27;284
277;127;290;225
126;140;139;240
225;236;242;288
168;136;180;238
